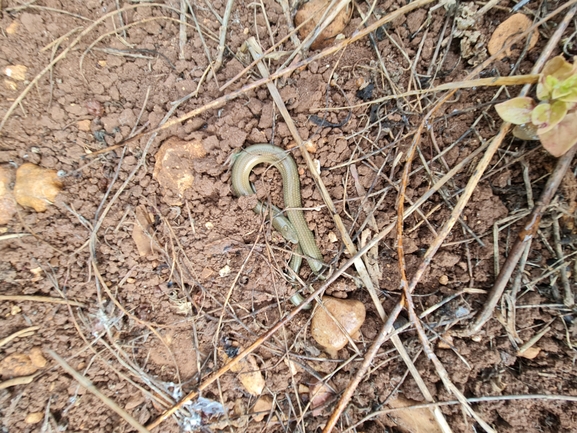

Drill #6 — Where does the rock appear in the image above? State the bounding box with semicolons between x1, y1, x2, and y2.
13;163;62;212
153;136;207;205
294;0;352;50
25;412;43;424
310;296;365;358
0;347;47;378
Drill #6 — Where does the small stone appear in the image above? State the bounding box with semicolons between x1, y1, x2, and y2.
219;265;231;278
153;136;207;206
311;296;366;358
439;275;449;285
25;412;43;424
77;119;91;132
4;65;27;81
6;22;19;35
13;163;63;212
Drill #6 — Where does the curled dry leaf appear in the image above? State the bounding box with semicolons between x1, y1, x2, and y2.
153;136;207;206
0;165;17;225
518;346;541;359
294;0;352;50
13;163;63;212
488;13;538;59
0;347;47;378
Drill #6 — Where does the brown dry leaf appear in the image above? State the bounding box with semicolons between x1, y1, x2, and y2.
4;64;27;81
294;0;352;50
252;395;273;422
488;14;538;59
518;346;541;359
387;396;442;433
219;348;265;395
0;347;47;378
237;355;265;396
132;205;155;256
309;379;334;416
25;412;43;424
0;165;17;225
13;163;63;212
153;136;207;205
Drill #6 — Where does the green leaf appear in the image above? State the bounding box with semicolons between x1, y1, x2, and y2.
495;97;535;125
552;75;577;100
536;76;552;101
548;100;567;130
532;101;567;134
542;55;575;81
559;88;577;103
538;111;577;157
531;103;551;127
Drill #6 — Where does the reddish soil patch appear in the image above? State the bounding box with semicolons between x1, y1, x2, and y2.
1;1;576;432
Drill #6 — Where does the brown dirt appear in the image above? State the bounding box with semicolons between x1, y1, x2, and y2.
1;0;576;432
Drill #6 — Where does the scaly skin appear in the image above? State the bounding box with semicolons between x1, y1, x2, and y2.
230;144;324;280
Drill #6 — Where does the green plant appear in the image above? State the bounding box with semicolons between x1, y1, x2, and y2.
495;55;577;157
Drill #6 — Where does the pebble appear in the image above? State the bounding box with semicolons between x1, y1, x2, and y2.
310;296;366;358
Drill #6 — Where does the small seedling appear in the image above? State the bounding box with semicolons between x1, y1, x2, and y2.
495;55;577;157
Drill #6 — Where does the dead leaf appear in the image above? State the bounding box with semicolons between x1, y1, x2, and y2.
13;163;62;212
25;412;43;424
4;64;27;81
518;346;541;359
153;136;207;205
237;355;265;396
309;379;334;416
387;396;443;433
488;14;538;59
0;165;17;225
252;395;273;422
294;0;352;50
0;347;47;378
221;349;265;396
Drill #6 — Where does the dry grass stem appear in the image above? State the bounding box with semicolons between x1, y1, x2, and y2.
0;295;85;307
0;326;40;348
